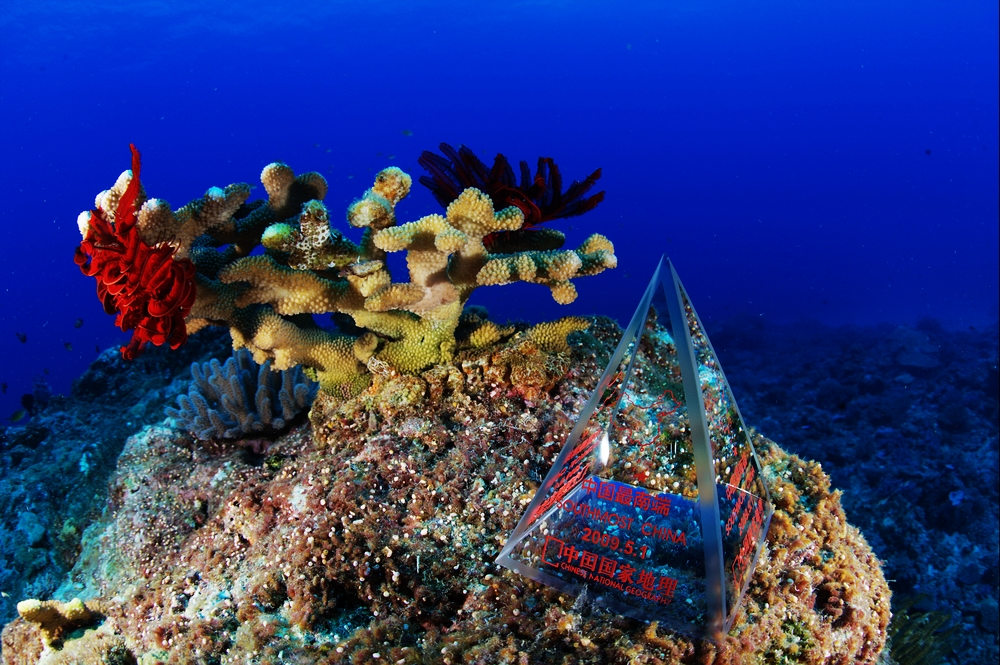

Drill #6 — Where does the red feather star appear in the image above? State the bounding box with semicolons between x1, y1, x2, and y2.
73;144;196;360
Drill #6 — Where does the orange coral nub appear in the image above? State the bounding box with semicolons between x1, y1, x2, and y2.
75;144;197;360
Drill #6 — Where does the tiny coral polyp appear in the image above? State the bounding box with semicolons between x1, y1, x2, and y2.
74;144;196;360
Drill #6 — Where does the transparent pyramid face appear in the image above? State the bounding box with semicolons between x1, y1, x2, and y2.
496;256;772;640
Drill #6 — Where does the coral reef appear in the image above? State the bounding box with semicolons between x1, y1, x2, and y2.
166;348;316;441
0;316;891;664
3;315;994;665
7;145;988;664
75;147;617;394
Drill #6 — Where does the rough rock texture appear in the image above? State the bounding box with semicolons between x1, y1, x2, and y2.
713;316;998;664
1;318;890;664
0;328;232;629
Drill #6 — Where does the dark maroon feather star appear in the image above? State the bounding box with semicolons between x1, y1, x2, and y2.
417;144;605;238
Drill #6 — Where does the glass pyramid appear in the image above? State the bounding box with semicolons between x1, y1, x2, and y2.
496;256;773;640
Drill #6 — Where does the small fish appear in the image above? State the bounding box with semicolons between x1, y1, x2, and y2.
64;342;73;351
1;382;7;394
43;368;49;375
95;344;101;352
401;129;413;137
16;332;26;343
74;318;84;328
387;154;396;160
21;394;35;414
313;143;320;148
8;409;26;423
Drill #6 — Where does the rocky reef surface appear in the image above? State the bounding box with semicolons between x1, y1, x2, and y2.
0;317;899;664
0;328;233;626
715;317;999;665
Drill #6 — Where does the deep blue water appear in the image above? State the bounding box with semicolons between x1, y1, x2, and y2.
1;0;997;420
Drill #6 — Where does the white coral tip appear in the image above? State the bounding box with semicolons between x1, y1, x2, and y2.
77;210;92;238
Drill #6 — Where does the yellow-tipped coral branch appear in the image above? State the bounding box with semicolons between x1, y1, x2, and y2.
77;148;616;394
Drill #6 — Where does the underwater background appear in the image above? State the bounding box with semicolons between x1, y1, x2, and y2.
0;0;997;416
0;1;997;663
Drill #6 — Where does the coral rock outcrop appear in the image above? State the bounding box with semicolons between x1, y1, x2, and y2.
1;318;890;665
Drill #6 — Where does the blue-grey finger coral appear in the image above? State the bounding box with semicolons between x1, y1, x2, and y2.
167;349;316;440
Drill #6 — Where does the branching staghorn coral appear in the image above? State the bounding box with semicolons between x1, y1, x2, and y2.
76;147;616;394
167;349;316;440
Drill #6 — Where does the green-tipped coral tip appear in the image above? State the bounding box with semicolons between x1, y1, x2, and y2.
262;222;296;252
